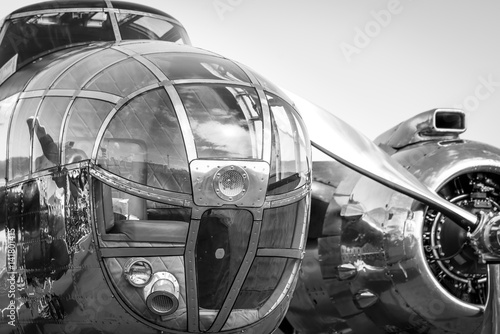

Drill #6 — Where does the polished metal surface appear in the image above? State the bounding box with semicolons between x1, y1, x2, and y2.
0;29;311;333
285;124;500;333
374;108;466;151
191;159;269;207
287;91;478;231
481;264;500;334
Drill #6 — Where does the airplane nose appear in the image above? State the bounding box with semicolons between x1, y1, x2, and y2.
0;28;311;330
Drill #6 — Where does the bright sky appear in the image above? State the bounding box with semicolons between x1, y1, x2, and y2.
4;0;500;146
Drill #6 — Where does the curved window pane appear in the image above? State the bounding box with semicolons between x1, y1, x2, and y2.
33;97;72;172
9;98;41;180
196;209;253;329
0;12;114;71
146;53;250;82
25;48;96;92
177;84;263;159
267;94;310;195
0;95;18;179
54;48;127;89
234;257;289;309
85;58;158;96
95;181;191;243
117;14;189;44
63;98;114;164
99;88;191;193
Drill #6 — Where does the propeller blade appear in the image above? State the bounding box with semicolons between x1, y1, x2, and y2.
481;264;500;334
286;91;477;230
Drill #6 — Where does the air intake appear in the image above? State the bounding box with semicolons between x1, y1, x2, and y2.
432;109;466;133
144;272;180;316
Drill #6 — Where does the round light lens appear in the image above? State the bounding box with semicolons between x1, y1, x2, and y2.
213;165;249;202
124;258;153;287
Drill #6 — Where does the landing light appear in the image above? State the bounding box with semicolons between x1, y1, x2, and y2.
124;258;153;288
214;165;248;202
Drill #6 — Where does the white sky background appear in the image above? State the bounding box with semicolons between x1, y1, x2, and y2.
4;0;500;146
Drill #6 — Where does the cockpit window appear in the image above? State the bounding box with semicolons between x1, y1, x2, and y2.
0;12;115;71
0;10;190;82
116;14;188;44
145;53;251;82
177;84;263;159
98;88;191;194
267;94;310;195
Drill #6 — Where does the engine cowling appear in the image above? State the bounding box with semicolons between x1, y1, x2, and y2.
284;109;500;333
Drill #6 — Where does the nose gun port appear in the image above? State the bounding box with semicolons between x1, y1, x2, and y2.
143;272;180;318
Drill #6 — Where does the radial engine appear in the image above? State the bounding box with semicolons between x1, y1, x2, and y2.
285;109;500;334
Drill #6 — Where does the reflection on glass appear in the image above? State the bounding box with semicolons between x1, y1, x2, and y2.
53;48;127;89
267;94;310;195
117;14;188;44
84;58;158;97
146;53;251;82
63;98;114;164
177;84;263;159
0;12;115;70
196;209;253;311
8;98;41;180
26;48;97;92
259;199;305;249
234;257;289;309
0;95;18;179
99;88;191;193
97;181;191;243
32;97;72;172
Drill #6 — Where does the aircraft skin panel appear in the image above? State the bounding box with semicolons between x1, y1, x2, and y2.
1;167;159;333
286;136;500;333
5;2;500;334
0;35;312;332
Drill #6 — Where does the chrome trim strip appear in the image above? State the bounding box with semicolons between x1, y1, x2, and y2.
256;248;303;259
208;220;262;332
185;219;200;332
10;8;106;19
257;88;272;164
90;166;193;207
81;52;132;88
261;260;300;317
20;90;46;99
110;45;136;56
44;89;81;97
20;90;122;104
100;247;184;258
133;55;168;81
293;196;309;250
4;93;21;184
91;83;161;160
114;9;184;26
29;98;45;177
58;98;77;165
76;90;122;104
172;79;253;87
48;48;104;89
163;84;197;162
265;184;310;208
108;9;122;42
9;7;183;28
